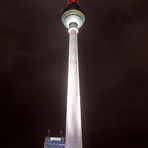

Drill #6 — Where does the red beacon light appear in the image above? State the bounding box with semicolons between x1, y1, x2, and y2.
68;0;80;4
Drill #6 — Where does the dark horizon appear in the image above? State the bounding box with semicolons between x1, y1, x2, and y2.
0;0;148;148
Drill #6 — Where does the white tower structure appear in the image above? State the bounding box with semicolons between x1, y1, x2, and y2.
61;1;85;148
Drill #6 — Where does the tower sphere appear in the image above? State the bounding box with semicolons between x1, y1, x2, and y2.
62;3;85;29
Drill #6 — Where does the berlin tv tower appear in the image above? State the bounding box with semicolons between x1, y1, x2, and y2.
61;1;85;148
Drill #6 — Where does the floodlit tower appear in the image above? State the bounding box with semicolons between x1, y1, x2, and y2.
61;1;85;148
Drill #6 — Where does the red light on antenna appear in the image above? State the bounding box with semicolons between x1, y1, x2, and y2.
68;0;79;4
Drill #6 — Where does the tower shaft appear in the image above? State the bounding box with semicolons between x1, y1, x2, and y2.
65;27;82;148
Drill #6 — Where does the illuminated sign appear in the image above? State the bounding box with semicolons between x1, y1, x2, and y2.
50;137;62;141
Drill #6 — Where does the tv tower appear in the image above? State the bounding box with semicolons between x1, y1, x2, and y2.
61;1;85;148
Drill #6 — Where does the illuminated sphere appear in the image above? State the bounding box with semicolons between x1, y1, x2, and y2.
62;3;85;29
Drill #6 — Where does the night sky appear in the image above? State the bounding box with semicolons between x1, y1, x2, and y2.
0;0;148;148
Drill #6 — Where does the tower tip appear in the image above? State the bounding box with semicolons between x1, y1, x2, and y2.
68;0;79;4
62;0;85;29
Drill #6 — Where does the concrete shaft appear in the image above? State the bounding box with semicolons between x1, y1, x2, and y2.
65;28;82;148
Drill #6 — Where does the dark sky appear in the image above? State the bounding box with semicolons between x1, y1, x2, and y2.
0;0;148;148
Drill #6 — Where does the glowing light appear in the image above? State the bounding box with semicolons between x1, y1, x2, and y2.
68;0;79;4
50;137;63;141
